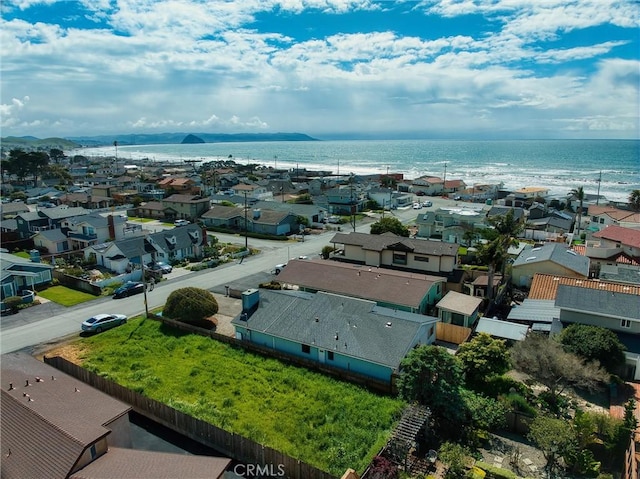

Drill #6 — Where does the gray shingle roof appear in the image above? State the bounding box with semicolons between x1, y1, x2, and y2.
233;290;437;369
41;206;90;220
148;224;205;252
506;299;560;324
36;228;68;242
512;243;589;276
70;447;231;479
330;231;458;256
201;204;244;219
475;317;529;341
555;284;640;321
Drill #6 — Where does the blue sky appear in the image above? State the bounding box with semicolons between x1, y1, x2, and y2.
1;0;638;140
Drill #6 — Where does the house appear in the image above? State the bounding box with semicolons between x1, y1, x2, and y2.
443;179;466;196
62;214;131;250
85;237;147;274
232;289;438;383
467;274;501;299
1;253;54;300
590;225;640;259
436;291;482;328
131;201;165;220
200;204;245;230
32;228;69;254
411;176;443;196
486;206;525;223
511;243;589;288
475;317;529;342
157;176;202;196
252;200;328;228
230;183;269;200
161;194;211;222
527;272;640;300
415;207;485;243
588;205;640;231
146;224;208;263
367;188;412;210
0;201;30;220
276;259;446;314
57;192;113;209
506;298;562;334
1;352;231;479
324;187;365;215
246;208;297;236
14;206;89;239
329;231;459;275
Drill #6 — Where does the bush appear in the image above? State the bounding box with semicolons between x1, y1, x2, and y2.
4;296;23;313
499;393;537;417
474;461;518;479
163;287;218;325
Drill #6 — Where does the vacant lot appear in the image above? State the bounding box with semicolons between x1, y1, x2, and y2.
50;317;404;475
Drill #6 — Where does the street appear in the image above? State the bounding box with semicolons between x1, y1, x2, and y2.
0;198;466;354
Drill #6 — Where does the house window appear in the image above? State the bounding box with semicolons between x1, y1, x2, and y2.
414;255;430;262
429;326;434;337
621;319;632;328
327;351;334;361
393;252;407;265
302;344;311;354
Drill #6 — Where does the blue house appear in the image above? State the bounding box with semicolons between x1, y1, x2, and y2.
232;289;438;383
1;252;54;301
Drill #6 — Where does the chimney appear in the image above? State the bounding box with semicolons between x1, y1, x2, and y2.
108;214;116;239
25;379;29;387
253;209;261;219
241;289;260;315
8;383;13;391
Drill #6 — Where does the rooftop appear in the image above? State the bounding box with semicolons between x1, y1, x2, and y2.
436;291;482;316
528;273;640;300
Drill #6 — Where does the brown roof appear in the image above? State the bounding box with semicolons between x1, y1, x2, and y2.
589;205;640;223
164;194;208;203
593;225;640;249
528;273;640;300
472;274;502;286
202;204;244;219
276;259;445;308
70;447;231;479
139;201;164;211
330;231;458;257
1;353;131;479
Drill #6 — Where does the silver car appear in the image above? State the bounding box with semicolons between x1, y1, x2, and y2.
81;313;127;333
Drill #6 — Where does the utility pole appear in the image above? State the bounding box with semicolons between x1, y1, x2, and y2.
113;140;118;175
596;170;602;205
349;173;356;232
140;240;149;318
244;191;248;250
443;162;447;197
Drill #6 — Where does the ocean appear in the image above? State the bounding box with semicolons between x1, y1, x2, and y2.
74;139;639;203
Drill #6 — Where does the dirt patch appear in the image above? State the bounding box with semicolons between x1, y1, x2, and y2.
477;431;547;478
37;342;86;364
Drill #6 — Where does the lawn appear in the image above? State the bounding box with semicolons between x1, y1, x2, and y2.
66;317;405;475
38;285;100;306
127;216;155;223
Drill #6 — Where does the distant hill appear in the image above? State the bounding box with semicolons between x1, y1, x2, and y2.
67;132;319;146
181;134;205;144
1;136;81;151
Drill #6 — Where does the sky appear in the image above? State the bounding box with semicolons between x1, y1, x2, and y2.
1;0;639;140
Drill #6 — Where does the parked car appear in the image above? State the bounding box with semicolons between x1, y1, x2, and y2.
81;313;127;333
274;263;287;275
113;281;145;299
174;219;190;226
413;203;422;209
147;261;172;274
423;201;432;207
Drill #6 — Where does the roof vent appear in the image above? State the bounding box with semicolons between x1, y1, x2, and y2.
36;377;43;382
386;322;392;328
525;257;536;262
25;380;29;387
335;332;339;340
8;383;13;391
567;250;577;256
75;387;80;392
315;317;319;322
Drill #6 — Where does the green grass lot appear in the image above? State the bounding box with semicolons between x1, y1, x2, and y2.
74;317;405;475
127;217;155;223
37;285;99;306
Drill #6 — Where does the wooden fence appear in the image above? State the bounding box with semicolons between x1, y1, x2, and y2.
436;322;472;345
44;356;336;479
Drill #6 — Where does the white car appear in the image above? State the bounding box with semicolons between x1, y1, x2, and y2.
174;219;190;226
413;203;422;209
274;263;287;275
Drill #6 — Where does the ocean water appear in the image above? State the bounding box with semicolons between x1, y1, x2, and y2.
75;139;639;202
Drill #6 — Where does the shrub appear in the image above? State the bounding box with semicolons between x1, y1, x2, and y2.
474;461;518;479
499;393;537;417
321;245;335;259
367;455;398;479
163;287;218;325
4;296;23;313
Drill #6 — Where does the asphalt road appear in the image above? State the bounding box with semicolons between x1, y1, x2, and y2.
1;197;470;354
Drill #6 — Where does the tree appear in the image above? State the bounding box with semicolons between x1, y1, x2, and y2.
476;238;504;303
370;216;409;236
629;189;640;212
163;287;218;327
49;148;65;164
558;324;626;374
510;333;609;407
397;345;465;423
569;186;585;240
460;389;507;432
457;333;510;388
528;414;578;476
438;442;472;478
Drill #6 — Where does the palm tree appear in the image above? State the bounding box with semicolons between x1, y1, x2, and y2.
569;186;585;241
477;238;505;304
629;189;640;212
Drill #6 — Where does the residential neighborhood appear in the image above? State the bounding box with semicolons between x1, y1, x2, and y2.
1;148;640;479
